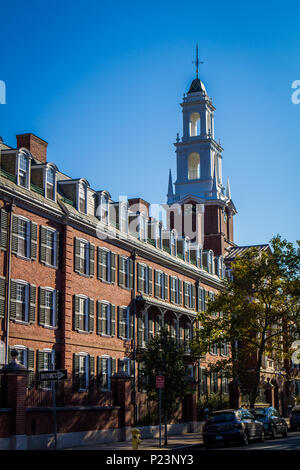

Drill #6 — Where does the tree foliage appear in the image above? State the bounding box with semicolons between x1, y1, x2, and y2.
191;235;300;408
140;327;191;416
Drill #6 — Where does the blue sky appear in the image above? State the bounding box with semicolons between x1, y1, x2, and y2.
1;0;299;246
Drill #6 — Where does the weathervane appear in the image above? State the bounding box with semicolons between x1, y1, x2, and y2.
192;44;203;79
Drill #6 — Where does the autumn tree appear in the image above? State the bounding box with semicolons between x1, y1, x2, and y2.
191;235;300;409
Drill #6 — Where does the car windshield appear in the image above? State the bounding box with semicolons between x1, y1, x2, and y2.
208;412;236;423
253;409;267;417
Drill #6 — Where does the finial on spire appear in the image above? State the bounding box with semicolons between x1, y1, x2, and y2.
192;44;203;79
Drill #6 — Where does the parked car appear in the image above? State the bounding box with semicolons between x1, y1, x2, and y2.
289;406;300;431
252;406;288;438
202;409;265;448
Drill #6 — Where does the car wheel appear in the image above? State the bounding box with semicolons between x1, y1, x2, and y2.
259;429;265;442
270;426;277;439
241;431;249;446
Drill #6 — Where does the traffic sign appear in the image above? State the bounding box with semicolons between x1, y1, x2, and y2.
39;369;68;382
156;375;164;389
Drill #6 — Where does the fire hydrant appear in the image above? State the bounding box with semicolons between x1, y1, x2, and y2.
132;428;141;450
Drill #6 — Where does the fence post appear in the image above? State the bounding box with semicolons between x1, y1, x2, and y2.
2;349;29;450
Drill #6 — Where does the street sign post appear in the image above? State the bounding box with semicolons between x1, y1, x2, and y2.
156;375;164;447
39;369;67;382
39;369;68;449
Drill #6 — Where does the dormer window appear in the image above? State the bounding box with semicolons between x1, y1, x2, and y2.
45;166;56;200
138;214;146;241
78;182;87;214
184;238;190;262
99;193;109;224
119;203;128;233
18;152;30;188
170;230;177;256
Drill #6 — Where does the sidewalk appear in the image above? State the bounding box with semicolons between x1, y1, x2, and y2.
65;432;203;451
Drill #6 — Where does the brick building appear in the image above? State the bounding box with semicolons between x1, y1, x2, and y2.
0;69;290;449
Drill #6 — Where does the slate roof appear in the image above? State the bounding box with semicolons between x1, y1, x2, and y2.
225;244;270;262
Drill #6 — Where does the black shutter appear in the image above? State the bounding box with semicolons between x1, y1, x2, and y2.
89;355;95;389
129;259;134;289
74;238;81;273
148;267;152;295
111;253;116;283
0;209;8;250
73;295;80;331
89;243;95;277
118;255;124;287
111;304;115;336
0;276;6;319
29;284;36;323
11;216;19;254
88;298;94;333
30;222;38;260
39;287;46;326
40;226;47;264
9;280;17;320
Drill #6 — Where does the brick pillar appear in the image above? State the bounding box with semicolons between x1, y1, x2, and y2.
2;350;29;450
111;371;133;441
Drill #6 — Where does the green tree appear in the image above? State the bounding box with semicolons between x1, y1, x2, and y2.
191;235;300;409
140;326;191;445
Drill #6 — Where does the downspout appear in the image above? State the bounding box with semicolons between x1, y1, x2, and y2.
4;201;14;365
131;249;137;426
196;278;201;399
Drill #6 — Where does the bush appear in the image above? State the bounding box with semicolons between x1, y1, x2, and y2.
198;393;230;419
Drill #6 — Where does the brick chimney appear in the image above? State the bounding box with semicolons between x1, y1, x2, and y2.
16;133;48;164
128;198;150;217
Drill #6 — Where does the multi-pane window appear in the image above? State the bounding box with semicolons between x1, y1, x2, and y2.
74;295;94;333
137;264;152;295
10;280;36;324
99;193;109;224
74;238;95;276
11;216;37;260
138;214;147;241
37;349;57;389
97;302;115;336
183;282;195;309
78;183;87;213
221;374;229;394
199;287;207;312
18;154;29;188
39;288;58;328
199;368;208;395
210;372;219;393
118;306;133;340
73;353;92;391
97;356;116;391
170;231;177;256
40;227;59;267
210;341;218;355
9;346;34;387
16;283;27;322
170;276;182;305
154;270;168;300
98;248;116;283
118;255;133;289
220;340;229;356
46;167;56;200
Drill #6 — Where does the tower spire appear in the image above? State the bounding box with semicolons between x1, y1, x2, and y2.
167;168;174;199
192;44;203;79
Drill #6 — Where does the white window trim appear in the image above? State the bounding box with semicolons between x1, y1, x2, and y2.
44;165;57;201
77;295;89;332
14;280;30;323
99;355;112;391
16;152;31;189
43;287;57;327
78;352;89;391
13;344;28;367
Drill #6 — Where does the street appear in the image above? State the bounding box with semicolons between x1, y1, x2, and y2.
192;431;300;451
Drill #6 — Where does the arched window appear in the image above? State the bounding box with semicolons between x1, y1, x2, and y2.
189;112;200;137
188;153;200;180
17;151;30;188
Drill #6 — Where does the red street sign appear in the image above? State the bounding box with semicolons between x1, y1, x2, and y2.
156;375;164;389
